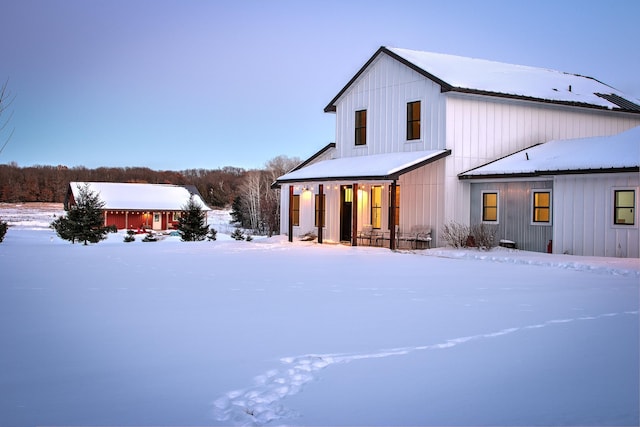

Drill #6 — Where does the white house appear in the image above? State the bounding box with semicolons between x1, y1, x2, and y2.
273;46;640;255
459;126;639;257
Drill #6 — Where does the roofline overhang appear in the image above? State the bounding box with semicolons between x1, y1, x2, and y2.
289;142;336;172
273;149;451;187
459;166;640;180
270;142;337;189
324;47;640;115
449;87;640;114
324;46;452;113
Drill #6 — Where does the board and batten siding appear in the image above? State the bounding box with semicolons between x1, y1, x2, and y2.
444;93;640;225
469;180;554;253
333;53;446;158
397;161;446;247
553;173;639;258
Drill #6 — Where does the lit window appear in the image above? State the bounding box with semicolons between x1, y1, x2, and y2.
355;110;367;146
388;185;400;229
407;101;421;140
482;192;498;222
314;194;325;227
292;195;300;226
371;186;382;229
532;191;551;223
614;190;635;225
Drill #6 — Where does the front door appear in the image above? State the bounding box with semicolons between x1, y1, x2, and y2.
153;213;162;230
340;185;352;241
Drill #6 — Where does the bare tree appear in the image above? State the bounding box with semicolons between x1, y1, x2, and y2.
262;155;300;236
240;170;263;232
235;155;300;236
0;78;15;157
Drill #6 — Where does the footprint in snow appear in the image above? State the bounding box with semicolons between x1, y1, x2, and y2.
211;310;638;425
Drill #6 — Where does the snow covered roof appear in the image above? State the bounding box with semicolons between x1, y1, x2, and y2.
325;46;640;113
275;149;450;184
459;126;640;179
68;182;211;211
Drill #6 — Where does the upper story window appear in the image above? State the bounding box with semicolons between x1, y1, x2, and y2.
614;189;635;225
355;109;367;146
482;191;498;222
407;101;421;140
532;190;551;224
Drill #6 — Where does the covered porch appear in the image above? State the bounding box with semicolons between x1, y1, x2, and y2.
274;149;450;250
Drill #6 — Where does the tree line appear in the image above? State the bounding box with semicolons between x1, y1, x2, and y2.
0;162;244;207
0;155;300;236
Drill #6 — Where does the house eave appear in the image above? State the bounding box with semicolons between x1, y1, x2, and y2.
274;149;451;186
324;46;640;115
459;166;640;180
448;87;640;114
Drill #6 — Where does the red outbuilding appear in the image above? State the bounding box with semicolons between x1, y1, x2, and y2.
65;182;211;231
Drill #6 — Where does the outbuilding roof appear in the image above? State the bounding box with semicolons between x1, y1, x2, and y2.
459;126;640;179
68;182;211;211
325;47;640;113
275;149;450;185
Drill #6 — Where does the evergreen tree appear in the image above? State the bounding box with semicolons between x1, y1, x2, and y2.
230;195;248;227
0;218;7;243
177;195;209;241
50;183;116;245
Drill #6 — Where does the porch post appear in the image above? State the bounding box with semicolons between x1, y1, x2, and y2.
390;180;397;250
317;184;324;244
288;185;294;243
352;183;358;246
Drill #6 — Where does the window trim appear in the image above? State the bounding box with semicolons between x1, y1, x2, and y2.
388;185;400;229
371;185;382;229
481;190;499;224
314;193;325;228
406;100;421;141
531;189;552;226
355;109;367;146
613;188;636;227
291;194;300;227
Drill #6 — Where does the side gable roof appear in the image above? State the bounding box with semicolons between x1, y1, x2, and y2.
324;46;640;113
459;126;640;179
67;182;211;211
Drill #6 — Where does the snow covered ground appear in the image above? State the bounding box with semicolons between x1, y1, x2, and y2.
0;203;638;426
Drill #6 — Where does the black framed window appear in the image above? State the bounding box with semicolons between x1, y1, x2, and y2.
371;186;382;229
314;194;325;227
355;109;367;146
482;192;498;222
532;191;551;223
614;190;635;225
292;195;300;226
388;185;400;229
407;101;421;140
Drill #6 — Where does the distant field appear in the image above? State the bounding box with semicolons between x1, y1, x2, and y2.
0;203;65;228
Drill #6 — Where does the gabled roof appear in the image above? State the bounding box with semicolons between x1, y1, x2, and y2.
274;149;451;184
325;46;640;113
459;126;640;179
288;142;336;173
68;182;211;211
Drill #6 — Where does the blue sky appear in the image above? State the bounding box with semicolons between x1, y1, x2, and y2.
1;0;639;171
